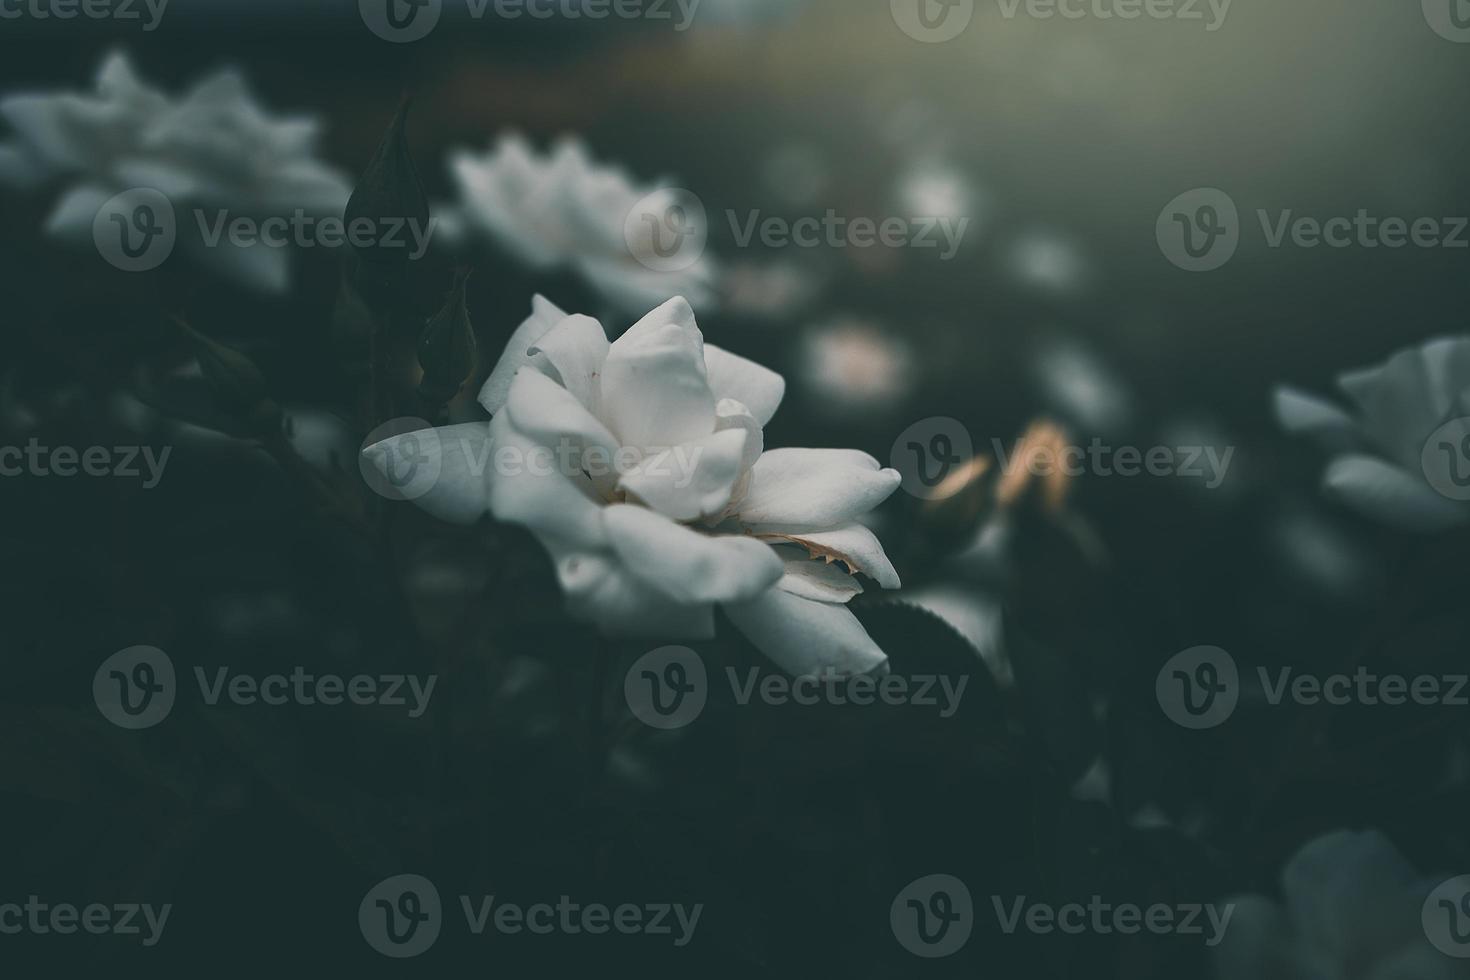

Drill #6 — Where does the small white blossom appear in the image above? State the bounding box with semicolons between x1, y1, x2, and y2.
445;135;717;316
1215;830;1459;980
0;51;351;292
1275;337;1470;533
365;296;902;676
796;318;917;415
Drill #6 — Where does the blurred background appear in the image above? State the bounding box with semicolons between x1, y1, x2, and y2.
2;0;1468;976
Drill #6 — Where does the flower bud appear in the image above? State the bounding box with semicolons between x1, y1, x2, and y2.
417;270;477;406
344;100;430;269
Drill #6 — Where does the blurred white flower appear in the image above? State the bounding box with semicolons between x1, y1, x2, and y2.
722;258;822;319
1033;338;1132;437
365;296;902;677
796;318;917;415
1275;337;1470;533
1215;830;1458;980
1270;505;1375;599
0;51;351;292
895;156;979;228
446;135;717;315
1008;230;1088;294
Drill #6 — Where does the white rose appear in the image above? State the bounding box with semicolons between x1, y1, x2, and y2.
1275;337;1470;533
365;295;903;677
445;135;717;316
0;51;351;292
1215;830;1459;980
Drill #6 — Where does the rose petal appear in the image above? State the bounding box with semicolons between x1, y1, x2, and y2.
1339;339;1470;467
752;521;901;589
1323;455;1466;533
599;296;716;449
734;448;902;528
486;411;607;550
557;550;716;640
602;504;782;605
361;422;493;526
1273;386;1358;442
773;549;864;603
723;588;888;678
704;343;786;426
525;313;610;415
1281;830;1425;973
618;428;749;522
480;294;568;415
42;183;113;244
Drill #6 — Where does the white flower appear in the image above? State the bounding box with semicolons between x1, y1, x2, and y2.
446;135;717;316
1008;230;1087;294
796;318;917;415
1215;830;1459;980
1275;337;1470;533
0;51;351;292
364;296;902;676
